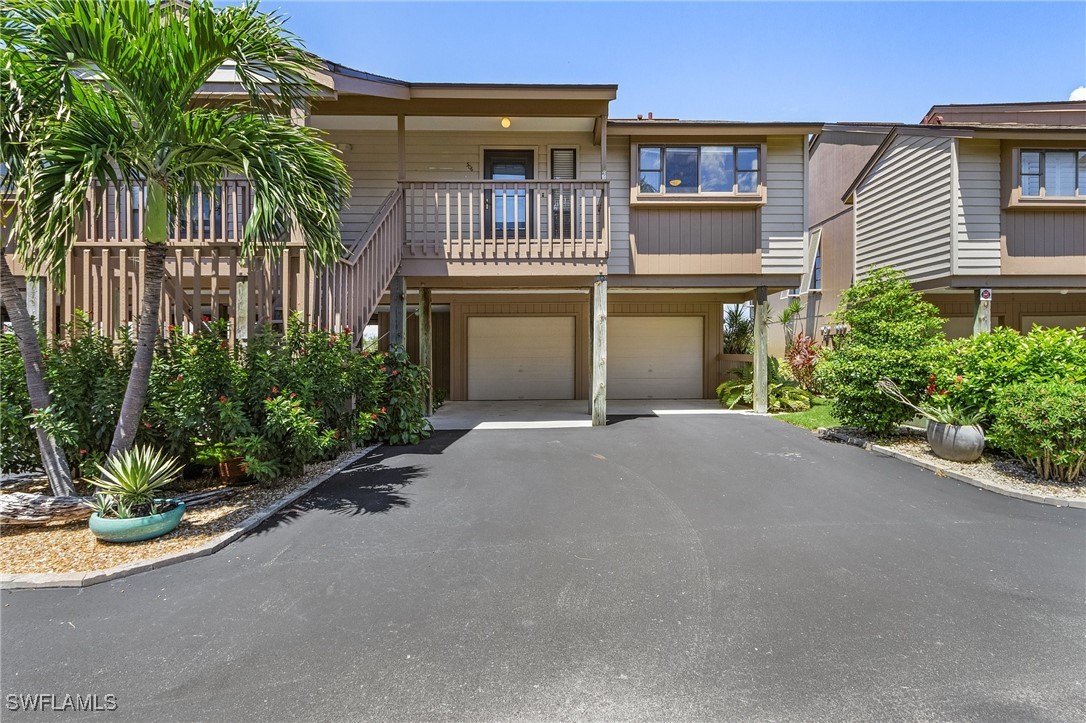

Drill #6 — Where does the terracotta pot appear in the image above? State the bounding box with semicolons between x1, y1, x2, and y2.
926;422;985;463
217;457;247;484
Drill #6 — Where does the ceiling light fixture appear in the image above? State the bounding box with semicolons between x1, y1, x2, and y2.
500;117;511;128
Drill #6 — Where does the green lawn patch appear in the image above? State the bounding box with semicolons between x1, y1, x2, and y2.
774;397;841;430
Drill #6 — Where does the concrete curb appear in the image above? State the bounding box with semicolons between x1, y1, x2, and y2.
1;444;381;591
817;428;1085;510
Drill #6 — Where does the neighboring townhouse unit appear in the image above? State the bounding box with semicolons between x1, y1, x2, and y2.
806;102;1086;340
1;56;819;421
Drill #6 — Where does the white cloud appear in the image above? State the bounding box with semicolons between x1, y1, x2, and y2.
1070;86;1086;101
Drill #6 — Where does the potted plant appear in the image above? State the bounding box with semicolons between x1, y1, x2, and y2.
876;379;985;462
193;440;247;484
87;446;186;543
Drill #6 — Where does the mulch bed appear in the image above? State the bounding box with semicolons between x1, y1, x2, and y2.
0;452;352;576
823;427;1085;503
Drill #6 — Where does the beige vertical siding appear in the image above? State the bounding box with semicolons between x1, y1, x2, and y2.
927;292;1086;333
854;133;954;282
1002;209;1086;275
761;136;807;274
325;129;602;242
607;136;632;274
954;138;1002;275
629;207;760;273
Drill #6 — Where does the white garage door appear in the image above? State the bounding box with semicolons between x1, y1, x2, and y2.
609;316;703;399
467;316;575;400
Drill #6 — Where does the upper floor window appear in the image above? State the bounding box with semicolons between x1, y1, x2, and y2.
1021;150;1086;198
638;145;760;195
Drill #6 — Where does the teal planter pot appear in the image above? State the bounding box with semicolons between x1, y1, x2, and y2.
89;500;186;543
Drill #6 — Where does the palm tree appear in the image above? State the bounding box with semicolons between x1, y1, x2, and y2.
5;0;351;458
1;36;76;495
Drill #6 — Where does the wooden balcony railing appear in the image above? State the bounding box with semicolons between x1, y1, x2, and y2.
401;180;608;260
81;179;254;246
316;188;403;343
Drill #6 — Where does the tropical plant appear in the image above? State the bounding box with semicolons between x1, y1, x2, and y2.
784;330;821;393
716;360;813;413
722;304;753;354
929;326;1086;421
775;297;804;351
875;379;984;426
0;7;76;494
88;445;182;518
367;347;435;445
5;0;351;459
988;381;1086;484
816;268;945;435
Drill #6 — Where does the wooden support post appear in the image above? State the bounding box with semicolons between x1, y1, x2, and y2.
419;287;433;415
389;274;407;349
753;286;769;415
24;277;47;336
973;288;991;336
591;274;607;427
397;114;407;182
235;277;250;342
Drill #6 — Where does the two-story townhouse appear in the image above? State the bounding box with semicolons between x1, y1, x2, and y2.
807;101;1086;341
1;56;819;423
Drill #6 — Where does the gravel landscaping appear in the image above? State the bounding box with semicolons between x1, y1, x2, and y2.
0;450;357;576
820;427;1086;504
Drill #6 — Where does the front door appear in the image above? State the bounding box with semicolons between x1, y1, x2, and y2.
484;150;533;238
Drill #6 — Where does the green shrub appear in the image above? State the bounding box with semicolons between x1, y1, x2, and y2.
988;381;1086;484
932;326;1086;421
367;346;434;445
816;268;945;435
1;314;432;479
722;304;753;354
716;359;813;413
0;332;37;472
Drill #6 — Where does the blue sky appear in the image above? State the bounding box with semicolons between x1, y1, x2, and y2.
268;1;1086;123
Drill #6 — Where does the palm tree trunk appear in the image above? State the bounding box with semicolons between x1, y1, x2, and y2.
0;254;76;496
109;243;166;457
109;179;169;457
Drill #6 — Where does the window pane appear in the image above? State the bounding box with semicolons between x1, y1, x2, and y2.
699;146;734;192
1021;174;1041;197
639;171;661;193
664;147;698;193
737;147;759;172
737;171;758;193
1045;151;1076;196
1078;152;1086;193
1020;151;1040;175
639;147;661;171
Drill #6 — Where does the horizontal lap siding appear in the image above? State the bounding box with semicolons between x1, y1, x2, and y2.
955;139;1002;275
927;292;1086;333
761;136;806;274
329;129;601;243
607;136;631;274
855;134;953;283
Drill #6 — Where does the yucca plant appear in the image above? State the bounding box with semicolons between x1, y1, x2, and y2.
88;445;182;518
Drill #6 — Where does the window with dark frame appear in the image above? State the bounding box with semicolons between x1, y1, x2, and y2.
638;145;760;195
551;148;577;238
1020;149;1086;198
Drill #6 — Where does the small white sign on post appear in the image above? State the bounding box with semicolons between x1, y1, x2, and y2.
979;288;993;302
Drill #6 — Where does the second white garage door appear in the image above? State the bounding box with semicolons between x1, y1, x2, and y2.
467;316;576;400
609;316;703;399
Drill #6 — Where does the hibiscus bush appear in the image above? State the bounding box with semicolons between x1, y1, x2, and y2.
1;314;432;481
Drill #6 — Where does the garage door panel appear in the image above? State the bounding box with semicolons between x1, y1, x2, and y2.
468;316;575;400
609;316;703;399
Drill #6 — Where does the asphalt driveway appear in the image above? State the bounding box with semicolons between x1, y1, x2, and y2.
2;415;1084;722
